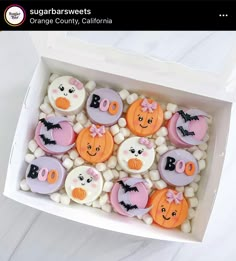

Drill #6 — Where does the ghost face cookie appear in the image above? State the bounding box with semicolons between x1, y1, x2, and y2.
117;137;155;174
48;76;86;115
65;166;103;204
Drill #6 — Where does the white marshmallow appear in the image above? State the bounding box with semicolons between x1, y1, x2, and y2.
187;146;198;153
95;163;107;172
62;158;73;170
193;149;203;160
50;193;61;203
101;203;112;213
175;186;185;192
116;164;122;171
114;133;124;144
154;180;167;190
25;154;35;163
203;133;209;142
43;96;50;104
103;170;114;181
164;111;172;120
85;80;96;92
149;170;160;181
119;171;128;178
188;208;196;220
156;127;168;137
184;187;195;198
103;181;114;192
126;93;138;104
76;112;87;125
181;220;191;233
123;104;129;113
49;73;60;83
190;182;199;192
112;169;119;179
28;139;38;153
110;124;120;136
156;144;168;155
144;178;153;189
20;179;30;191
40;103;53;114
132;174;142;179
62;154;69;161
166;103;178;113
99;193;109;206
198;159;206;171
60;194;71;205
188;197;199;208
74;157;84;167
155;136;166;146
92;200;101;208
119;128;130;138
119;89;130;100
34;147;45;158
142;214;153;225
67;115;76;123
39;112;46;119
54;154;63;160
107;156;117;169
201;151;207;160
118;118;127;128
194;174;201;183
84;120;92;128
198;143;208;151
69;149;78;160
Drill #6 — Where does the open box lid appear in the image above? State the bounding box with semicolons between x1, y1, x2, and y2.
30;31;236;102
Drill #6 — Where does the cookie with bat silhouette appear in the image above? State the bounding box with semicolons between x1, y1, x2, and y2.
168;109;209;148
110;178;151;217
35;117;76;155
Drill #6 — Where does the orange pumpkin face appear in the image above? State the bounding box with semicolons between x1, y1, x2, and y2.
76;125;114;163
148;188;188;228
126;98;163;137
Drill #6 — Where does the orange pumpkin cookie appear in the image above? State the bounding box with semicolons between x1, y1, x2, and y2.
126;98;163;137
76;124;114;163
148;188;188;228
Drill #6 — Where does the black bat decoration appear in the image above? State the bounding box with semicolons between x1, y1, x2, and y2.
118;180;139;193
178;110;199;122
177;126;195;137
39;118;62;131
119;201;138;211
39;134;56;145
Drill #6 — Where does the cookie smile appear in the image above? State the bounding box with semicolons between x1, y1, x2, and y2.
87;151;97;157
162;215;170;220
140;124;148;128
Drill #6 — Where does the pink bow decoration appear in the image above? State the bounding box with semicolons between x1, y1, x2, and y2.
90;124;105;138
69;78;84;90
139;137;154;149
141;98;157;113
87;168;99;181
166;190;183;204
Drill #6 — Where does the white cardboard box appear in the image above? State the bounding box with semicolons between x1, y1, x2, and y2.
4;32;236;243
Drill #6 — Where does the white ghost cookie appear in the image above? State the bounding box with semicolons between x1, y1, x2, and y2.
117;137;155;174
65;166;103;204
48;76;86;115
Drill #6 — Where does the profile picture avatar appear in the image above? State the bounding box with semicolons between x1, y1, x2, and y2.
4;4;26;26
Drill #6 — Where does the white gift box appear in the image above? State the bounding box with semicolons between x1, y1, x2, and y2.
4;32;236;243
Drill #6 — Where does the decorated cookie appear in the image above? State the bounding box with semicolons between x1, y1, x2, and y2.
168;109;208;147
48;76;86;115
65;166;103;204
86;88;123;126
158;149;199;186
76;124;114;163
110;178;151;217
126;98;163;136
117;137;155;174
148;188;188;228
26;156;66;194
35;117;76;155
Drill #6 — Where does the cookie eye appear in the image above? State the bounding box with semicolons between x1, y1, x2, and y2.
58;84;64;91
161;208;166;212
87;178;93;183
87;144;92;150
129;148;135;153
138;116;143;121
138;149;143;154
96;147;100;152
147;118;153;124
78;174;84;181
69;88;75;94
172;212;177;216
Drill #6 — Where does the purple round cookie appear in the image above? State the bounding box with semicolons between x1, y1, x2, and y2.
158;149;199;186
25;156;66;194
86;88;123;126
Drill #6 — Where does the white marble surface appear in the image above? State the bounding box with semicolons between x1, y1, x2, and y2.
0;32;236;261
